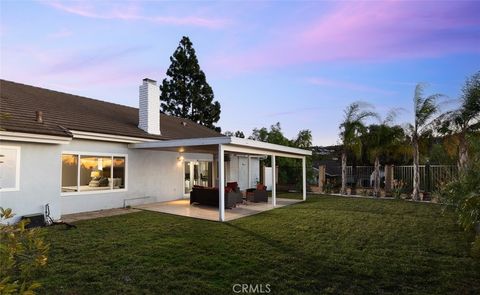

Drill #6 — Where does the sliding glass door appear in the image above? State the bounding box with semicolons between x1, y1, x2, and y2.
184;161;211;195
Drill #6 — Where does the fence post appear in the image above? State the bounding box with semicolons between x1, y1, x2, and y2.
318;165;326;193
384;165;394;193
425;161;431;193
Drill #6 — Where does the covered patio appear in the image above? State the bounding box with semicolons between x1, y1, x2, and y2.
129;136;312;222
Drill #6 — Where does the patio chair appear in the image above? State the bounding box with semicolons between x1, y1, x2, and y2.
246;183;268;203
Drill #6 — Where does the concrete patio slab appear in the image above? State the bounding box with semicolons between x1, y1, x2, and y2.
134;197;302;221
62;207;140;223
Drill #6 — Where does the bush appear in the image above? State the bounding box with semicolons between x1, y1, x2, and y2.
438;136;480;232
0;207;49;295
437;135;480;256
391;179;407;199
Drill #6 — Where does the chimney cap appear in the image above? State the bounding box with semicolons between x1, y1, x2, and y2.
143;78;157;84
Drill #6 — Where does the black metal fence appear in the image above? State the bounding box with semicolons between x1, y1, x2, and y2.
327;164;457;192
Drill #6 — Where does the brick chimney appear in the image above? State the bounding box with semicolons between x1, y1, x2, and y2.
138;78;160;135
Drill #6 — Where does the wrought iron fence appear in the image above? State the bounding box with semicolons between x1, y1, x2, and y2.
332;164;458;192
341;166;383;188
394;165;457;192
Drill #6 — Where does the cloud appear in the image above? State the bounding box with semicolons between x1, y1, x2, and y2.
1;43;160;92
46;46;149;74
42;0;230;28
211;1;480;72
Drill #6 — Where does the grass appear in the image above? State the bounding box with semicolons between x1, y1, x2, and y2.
38;195;479;294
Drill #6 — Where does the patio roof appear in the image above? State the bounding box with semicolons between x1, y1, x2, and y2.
128;136;312;158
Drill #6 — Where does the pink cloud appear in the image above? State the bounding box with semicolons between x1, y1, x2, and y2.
42;0;229;29
211;1;480;72
1;44;160;93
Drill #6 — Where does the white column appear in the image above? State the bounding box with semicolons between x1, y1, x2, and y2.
247;156;251;188
272;155;276;207
218;145;225;221
302;156;307;201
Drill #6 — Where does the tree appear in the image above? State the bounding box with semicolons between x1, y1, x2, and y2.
248;123;314;185
160;36;221;131
234;131;245;138
437;71;480;173
249;123;290;146
339;102;377;195
407;84;442;200
225;130;245;138
294;130;312;149
364;110;404;197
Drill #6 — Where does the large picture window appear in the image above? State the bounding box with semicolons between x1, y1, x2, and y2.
0;146;20;191
61;153;126;194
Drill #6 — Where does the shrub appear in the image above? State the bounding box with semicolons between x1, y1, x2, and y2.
438;136;480;232
437;135;480;256
391;179;406;199
0;207;49;294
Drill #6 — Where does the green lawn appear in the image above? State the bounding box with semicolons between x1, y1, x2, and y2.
39;195;479;294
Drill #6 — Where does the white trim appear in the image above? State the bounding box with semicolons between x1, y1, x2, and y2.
71;130;159;143
0;131;72;144
61;188;128;197
0;145;21;192
230;137;312;156
129;136;312;157
223;145;305;159
60;151;128;196
131;136;230;149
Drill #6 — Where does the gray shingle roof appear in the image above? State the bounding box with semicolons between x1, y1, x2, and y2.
0;79;222;140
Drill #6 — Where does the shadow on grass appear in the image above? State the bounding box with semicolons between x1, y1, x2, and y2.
223;221;392;293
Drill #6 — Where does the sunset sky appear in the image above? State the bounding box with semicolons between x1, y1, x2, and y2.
1;0;479;145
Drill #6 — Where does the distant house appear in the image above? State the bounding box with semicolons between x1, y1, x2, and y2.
0;79;310;221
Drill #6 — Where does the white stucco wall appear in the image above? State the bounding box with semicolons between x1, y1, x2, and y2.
0;138;214;220
226;155;261;190
0;141;63;221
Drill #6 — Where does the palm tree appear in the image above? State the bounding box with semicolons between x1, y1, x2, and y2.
339;102;377;195
365;110;404;197
408;84;442;201
437;71;480;173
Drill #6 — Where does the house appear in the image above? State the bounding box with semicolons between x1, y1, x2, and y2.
0;79;311;222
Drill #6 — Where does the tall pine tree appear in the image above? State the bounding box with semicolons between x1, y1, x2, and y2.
160;36;221;131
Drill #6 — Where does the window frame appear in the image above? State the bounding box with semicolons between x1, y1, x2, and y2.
0;145;21;192
61;151;128;196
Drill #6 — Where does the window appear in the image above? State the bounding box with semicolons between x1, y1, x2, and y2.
113;157;125;189
61;153;126;194
0;146;20;191
61;154;78;192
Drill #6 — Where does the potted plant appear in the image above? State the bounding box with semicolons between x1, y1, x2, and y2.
391;179;405;199
380;189;387;198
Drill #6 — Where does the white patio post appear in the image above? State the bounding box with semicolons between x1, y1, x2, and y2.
247;155;251;188
302;156;307;201
218;144;225;221
272;154;276;207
